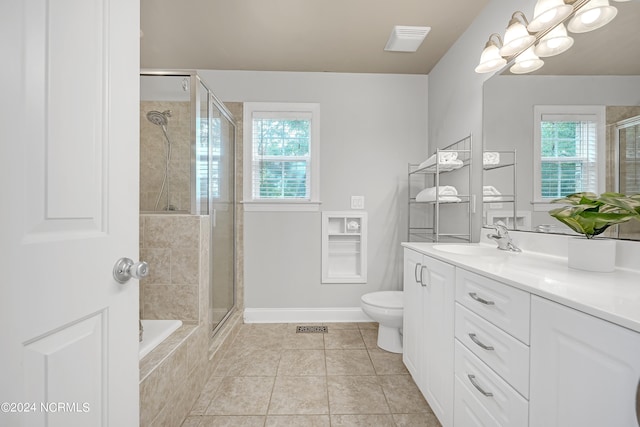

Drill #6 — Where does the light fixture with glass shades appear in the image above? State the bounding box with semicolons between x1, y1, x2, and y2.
510;46;545;74
527;0;574;32
475;0;628;75
535;23;574;57
475;34;507;73
500;12;537;56
567;0;618;33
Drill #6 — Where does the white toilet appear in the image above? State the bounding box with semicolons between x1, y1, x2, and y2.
360;291;403;353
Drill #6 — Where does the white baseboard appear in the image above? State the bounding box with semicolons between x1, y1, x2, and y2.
243;307;372;324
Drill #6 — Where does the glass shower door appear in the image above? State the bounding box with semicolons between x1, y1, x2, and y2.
616;115;640;240
209;97;236;334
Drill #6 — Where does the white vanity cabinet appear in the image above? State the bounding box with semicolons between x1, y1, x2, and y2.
403;241;640;427
529;296;640;427
453;269;530;426
402;248;455;427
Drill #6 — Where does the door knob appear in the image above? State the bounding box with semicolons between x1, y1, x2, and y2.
113;257;149;284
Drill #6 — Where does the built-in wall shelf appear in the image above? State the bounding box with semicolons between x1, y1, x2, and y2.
322;212;367;283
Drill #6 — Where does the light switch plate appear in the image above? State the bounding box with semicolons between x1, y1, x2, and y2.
351;196;365;209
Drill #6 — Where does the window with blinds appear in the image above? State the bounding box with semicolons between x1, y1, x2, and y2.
252;115;311;199
533;106;605;210
243;103;320;211
540;117;597;198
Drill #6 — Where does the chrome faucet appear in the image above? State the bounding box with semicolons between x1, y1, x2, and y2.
487;221;522;252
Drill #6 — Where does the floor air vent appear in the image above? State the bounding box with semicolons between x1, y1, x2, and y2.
296;326;328;333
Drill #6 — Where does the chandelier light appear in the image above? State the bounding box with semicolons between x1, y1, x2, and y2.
475;0;623;75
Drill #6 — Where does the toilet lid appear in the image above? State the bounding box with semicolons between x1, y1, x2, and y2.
361;291;403;309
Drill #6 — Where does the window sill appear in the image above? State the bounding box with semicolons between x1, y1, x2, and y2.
242;201;322;212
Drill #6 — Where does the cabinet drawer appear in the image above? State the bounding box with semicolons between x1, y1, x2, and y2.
455;340;529;426
456;268;530;344
455;303;530;398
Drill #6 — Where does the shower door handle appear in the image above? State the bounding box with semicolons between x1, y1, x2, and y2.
113;257;149;283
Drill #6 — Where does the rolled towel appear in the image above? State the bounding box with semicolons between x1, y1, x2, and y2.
438;151;458;163
418;152;460;170
483;152;500;165
483;185;501;195
483;185;503;201
415;186;461;203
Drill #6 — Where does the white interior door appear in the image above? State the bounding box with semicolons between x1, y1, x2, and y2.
0;1;140;426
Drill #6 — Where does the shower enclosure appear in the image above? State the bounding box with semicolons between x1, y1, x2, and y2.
140;70;236;336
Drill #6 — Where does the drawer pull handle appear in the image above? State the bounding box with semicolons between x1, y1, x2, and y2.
469;292;495;305
468;374;493;397
414;263;422;283
469;333;495;351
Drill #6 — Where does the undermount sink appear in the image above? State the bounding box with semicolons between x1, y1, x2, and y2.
432;244;506;257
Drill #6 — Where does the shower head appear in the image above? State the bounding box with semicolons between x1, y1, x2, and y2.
146;110;171;127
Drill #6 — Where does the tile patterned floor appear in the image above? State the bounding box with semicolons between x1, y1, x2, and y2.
182;322;442;427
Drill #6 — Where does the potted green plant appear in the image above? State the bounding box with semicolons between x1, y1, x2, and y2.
549;192;640;272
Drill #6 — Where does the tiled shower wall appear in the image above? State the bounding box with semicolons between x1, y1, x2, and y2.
140;101;191;212
139;214;209;323
138;100;245;427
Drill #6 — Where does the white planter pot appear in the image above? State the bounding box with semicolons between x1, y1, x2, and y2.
567;237;617;273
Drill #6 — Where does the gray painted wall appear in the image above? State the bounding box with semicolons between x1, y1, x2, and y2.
199;70;428;309
428;0;535;241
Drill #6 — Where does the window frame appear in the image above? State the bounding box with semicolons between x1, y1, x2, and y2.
532;105;606;211
243;102;321;212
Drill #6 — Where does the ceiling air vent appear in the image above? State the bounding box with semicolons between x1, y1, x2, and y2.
384;25;431;52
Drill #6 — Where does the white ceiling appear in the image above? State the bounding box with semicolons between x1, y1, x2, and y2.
140;0;490;75
140;0;640;76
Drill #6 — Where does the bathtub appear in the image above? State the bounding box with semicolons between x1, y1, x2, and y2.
139;319;183;360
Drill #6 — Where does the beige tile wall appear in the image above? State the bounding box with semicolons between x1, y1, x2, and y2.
140;101;191;212
138;100;244;427
140;214;209;323
139;324;210;427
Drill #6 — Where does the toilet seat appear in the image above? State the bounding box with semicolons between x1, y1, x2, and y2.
361;291;403;309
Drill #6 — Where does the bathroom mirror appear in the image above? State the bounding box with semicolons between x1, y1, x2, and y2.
482;0;640;241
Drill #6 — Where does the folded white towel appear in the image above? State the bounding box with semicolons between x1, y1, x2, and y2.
418;152;461;170
483;185;504;202
415;186;461;203
483;152;500;165
438;152;458;163
483;185;501;195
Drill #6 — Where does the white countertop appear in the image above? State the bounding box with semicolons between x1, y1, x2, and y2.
402;238;640;334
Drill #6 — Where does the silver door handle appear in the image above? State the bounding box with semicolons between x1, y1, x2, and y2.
113;257;149;283
414;263;422;283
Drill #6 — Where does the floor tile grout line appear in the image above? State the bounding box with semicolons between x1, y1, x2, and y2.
182;323;437;426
